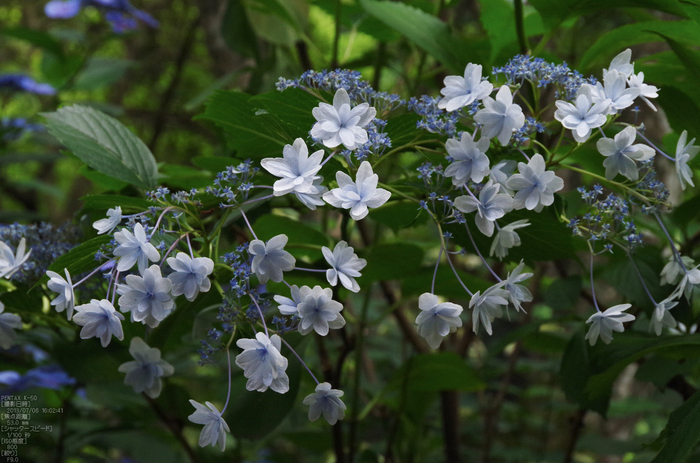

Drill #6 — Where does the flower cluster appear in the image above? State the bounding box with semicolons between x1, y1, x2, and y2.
44;0;159;34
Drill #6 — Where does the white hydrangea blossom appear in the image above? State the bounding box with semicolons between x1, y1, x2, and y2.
606;49;634;78
0;238;32;280
660;255;695;286
506;154;564;212
188;400;230;451
675;130;699;190
0;302;22;350
554;91;609;143
249;235;296;283
113;223;160;273
261;138;324;196
166;253;214;301
310;88;377;150
444;131;491;186
47;269;76;320
235;333;289;393
274;285;303;315
118;264;174;327
596;126;654;181
415;292;463;349
322;241;367;293
469;285;509;335
72;299;125;347
454;181;514;237
474;85;525;146
93;206;122;235
489;159;517;195
584;304;635;346
584;69;640;114
628;72;658;111
673;265;700;300
303;382;347;425
650;298;678;336
297;286;346;336
490;219;530;259
295;176;328;210
503;261;533;312
118;337;174;398
438;63;493;112
323;161;391;220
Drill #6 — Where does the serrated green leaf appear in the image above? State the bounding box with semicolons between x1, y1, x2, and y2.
221;0;259;60
359;0;473;72
81;194;153;213
79;165;129;191
651;391;700;463
249;88;319;136
578;20;700;73
42;105;158;190
73;57;134;90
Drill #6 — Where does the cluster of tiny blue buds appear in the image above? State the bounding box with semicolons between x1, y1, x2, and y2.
0;222;81;284
146;187;170;200
512;117;546;146
206;161;259;207
492;55;597;100
417;162;446;189
341;119;392;163
636;160;670;204
277;69;405;113
407;95;460;136
0;118;44;142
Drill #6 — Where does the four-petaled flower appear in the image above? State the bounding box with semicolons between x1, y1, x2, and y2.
118;264;174;327
310;88;377;150
474;85;525;145
235;333;289;393
249;235;296;283
118;337;174;398
93;206;122;235
323;161;391;220
322;241;367;293
455;181;514;237
585;304;635;346
113;223;160;273
554;91;609;143
47;269;76;320
188;400;230;451
597;126;654;181
303;382;347;425
167;253;214;301
444;131;491;186
506;153;564;212
297;286;345;336
0;238;32;280
261;138;324;196
675;130;699;190
650;298;678;336
438;63;493;112
72;299;125;347
415;292;463;349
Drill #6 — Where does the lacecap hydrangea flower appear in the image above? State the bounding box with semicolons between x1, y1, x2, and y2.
444;131;491;186
415;293;463;349
93;206;122;235
118;337;174;398
113;223;160;273
118;264;174;327
650;298;678;336
235;333;289;393
261;138;324;196
322;241;367;293
0;302;22;350
323;161;391;220
438;63;493;112
0;238;32;280
454;181;513;237
490;219;529;259
274;284;303;315
188;400;230;451
310;88;377;150
72;299;125;347
166;253;214;301
303;382;347;425
47;269;76;320
554;90;609;143
296;286;346;336
506;154;564;212
469;285;509;335
474;85;525;145
596;126;654;181
585;304;635;345
249;235;295;283
675;130;699;190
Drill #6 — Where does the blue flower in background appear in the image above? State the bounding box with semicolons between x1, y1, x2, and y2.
45;0;159;33
0;118;44;142
0;75;55;95
0;365;76;395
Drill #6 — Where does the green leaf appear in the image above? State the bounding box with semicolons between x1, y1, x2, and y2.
657;86;700;142
651;391;700;463
249;88;319;136
42;105;158;190
1;27;64;58
652;31;700;77
253;214;330;261
191;155;239;173
160;164;213;189
73;57;134;90
560;330;609;414
529;0;688;29
79;165;129;191
39;235;112;287
359;0;473;72
390;352;486;392
359;242;424;282
221;0;259;60
400;265;491;300
578;20;700;73
368;200;429;232
384;113;426;147
601;249;666;311
196;90;297;158
80;194;153;213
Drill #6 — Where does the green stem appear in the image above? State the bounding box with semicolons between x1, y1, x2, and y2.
332;0;342;68
514;0;530;55
560;164;652;205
